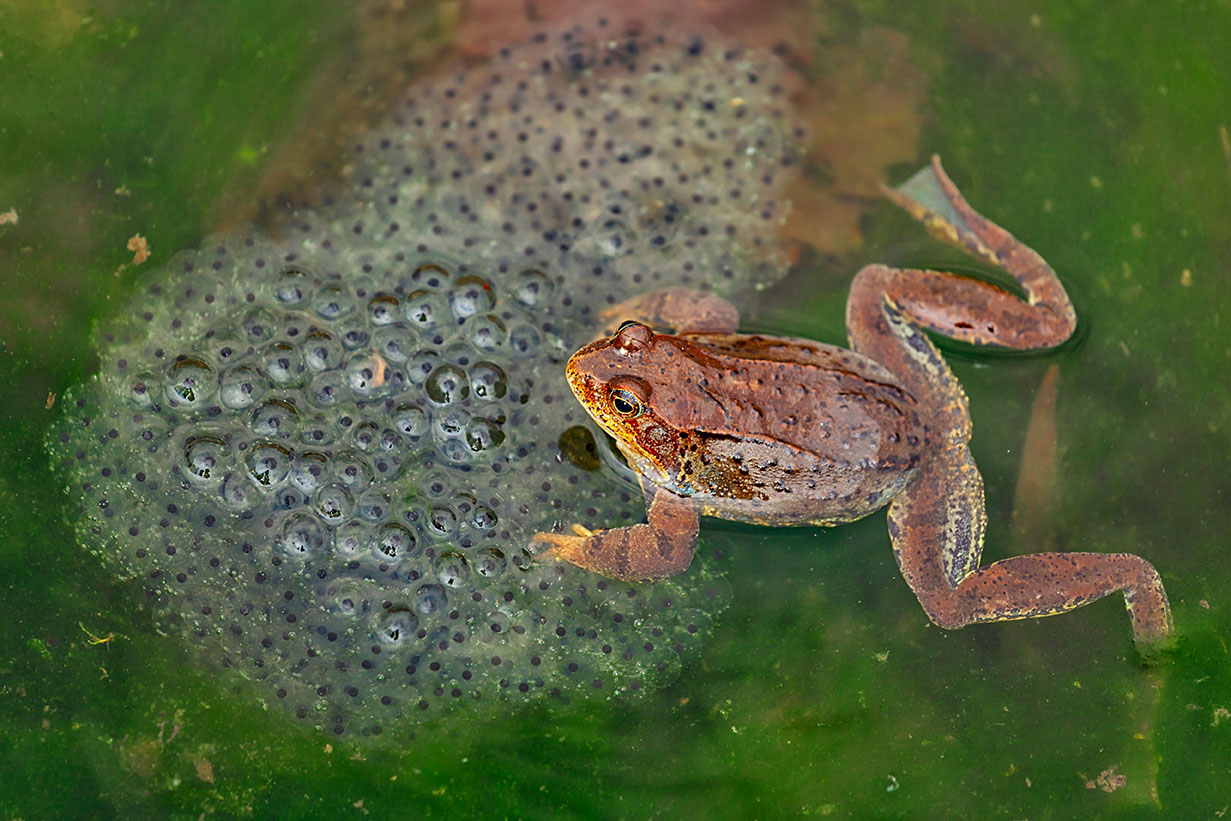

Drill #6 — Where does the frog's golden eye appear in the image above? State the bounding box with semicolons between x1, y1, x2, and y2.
616;319;639;333
609;387;643;418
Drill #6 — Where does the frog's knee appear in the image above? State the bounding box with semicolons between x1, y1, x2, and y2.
916;592;969;631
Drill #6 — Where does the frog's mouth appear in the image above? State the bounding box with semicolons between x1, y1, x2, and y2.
563;348;607;429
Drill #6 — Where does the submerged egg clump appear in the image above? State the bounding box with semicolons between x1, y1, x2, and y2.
48;20;800;740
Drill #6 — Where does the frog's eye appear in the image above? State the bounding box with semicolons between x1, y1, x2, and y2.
616;319;639;333
609;387;643;418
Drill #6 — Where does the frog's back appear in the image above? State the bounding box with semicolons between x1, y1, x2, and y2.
667;333;928;526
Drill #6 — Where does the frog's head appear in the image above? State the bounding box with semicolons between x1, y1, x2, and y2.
564;321;685;478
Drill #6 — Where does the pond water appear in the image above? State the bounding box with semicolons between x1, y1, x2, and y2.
2;1;1228;816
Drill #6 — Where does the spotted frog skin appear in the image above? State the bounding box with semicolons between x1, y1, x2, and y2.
535;157;1173;648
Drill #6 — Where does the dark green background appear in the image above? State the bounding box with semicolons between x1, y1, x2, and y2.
2;0;1228;816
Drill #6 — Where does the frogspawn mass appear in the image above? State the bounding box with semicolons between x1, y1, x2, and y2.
48;21;803;739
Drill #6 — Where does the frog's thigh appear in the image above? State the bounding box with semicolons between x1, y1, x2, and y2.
889;447;1173;647
553;484;700;582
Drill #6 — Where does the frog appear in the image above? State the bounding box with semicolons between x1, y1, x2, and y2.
533;156;1174;648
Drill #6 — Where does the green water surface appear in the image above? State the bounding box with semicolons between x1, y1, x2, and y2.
2;0;1229;816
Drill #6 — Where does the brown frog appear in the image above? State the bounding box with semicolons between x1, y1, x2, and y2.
534;157;1173;648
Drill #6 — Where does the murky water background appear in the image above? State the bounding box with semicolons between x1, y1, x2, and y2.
2;1;1228;816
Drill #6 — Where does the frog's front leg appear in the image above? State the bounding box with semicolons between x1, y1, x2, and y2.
532;479;700;582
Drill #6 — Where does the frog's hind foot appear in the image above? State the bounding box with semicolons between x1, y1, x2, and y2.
888;448;1174;652
872;155;1077;350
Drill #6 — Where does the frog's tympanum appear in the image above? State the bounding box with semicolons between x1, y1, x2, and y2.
536;157;1173;648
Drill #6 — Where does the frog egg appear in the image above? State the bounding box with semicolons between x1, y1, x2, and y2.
464;417;505;455
218;471;258;513
433;407;469;440
375;428;402;457
449;275;496;319
297;413;337;447
312;482;355;523
575;215;636;259
240;307;278;344
245;441;292;490
372;324;414;363
125;371;158;408
207;334;250;369
313;282;355;321
510;268;554;308
164;356;216;410
344;351;388;397
392;403;429;439
180;432;229;486
465;314;508;352
290;450;328;493
505;323;541;358
438;438;471;464
405;349;440;386
308;370;347;408
468;361;508;401
403;289;449;330
468;502;498;532
413;583;449;617
409;262;452;290
439;341;477;369
355;489;390;522
474;610;511;644
324;582;368;619
418;470;453;500
219;364;268;411
250;399;300;439
433;551;470;588
423;502;459;540
472;547;507;579
335;318;372;351
303;331;343;372
367;294;400;326
260;341;302;386
333;519;373;559
369;522;416;564
270;483;308;512
271;266;310;306
424;364;469;406
374;606;420;648
279;511;326;559
332;450;374;491
350;420;380;452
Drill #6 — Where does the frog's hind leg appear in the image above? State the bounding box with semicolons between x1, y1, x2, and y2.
845;157;1172;648
886;446;1173;647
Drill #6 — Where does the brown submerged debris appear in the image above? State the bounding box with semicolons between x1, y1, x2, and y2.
1084;765;1127;793
0;208;17;225
126;233;150;265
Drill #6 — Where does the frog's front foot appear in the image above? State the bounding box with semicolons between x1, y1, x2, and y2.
532;524;599;558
